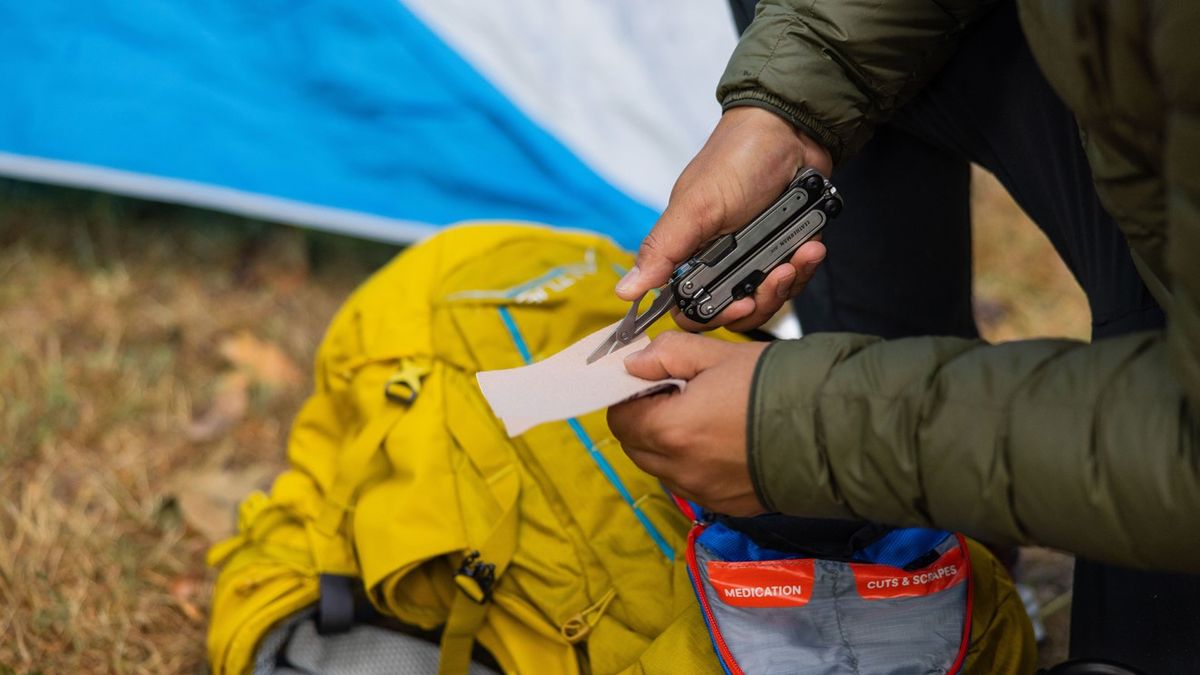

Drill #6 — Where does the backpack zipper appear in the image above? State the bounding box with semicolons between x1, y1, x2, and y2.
685;522;743;675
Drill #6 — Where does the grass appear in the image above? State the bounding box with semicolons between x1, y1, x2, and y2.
0;169;1084;672
0;181;396;673
971;166;1090;343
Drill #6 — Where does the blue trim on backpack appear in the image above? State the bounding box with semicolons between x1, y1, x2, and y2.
564;418;675;560
495;306;675;561
496;307;535;363
500;262;594;300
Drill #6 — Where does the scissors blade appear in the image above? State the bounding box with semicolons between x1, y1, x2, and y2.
586;289;675;364
586;330;625;364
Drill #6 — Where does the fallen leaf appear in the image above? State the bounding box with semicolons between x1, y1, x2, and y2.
170;464;274;542
176;600;203;623
218;332;303;390
168;575;198;599
186;372;249;443
167;576;204;623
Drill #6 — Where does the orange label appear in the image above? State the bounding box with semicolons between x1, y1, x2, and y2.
705;559;816;608
851;546;968;600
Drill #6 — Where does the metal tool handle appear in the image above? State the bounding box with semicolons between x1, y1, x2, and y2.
671;168;843;323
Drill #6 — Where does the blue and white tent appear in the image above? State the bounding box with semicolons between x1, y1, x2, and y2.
0;1;739;250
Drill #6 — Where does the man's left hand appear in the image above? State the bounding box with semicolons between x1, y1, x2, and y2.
607;332;769;517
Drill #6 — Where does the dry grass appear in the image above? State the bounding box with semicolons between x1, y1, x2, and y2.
0;169;1085;673
0;182;394;673
971;166;1090;343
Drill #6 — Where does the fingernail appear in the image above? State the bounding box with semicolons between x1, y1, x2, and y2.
802;258;824;275
615;266;640;296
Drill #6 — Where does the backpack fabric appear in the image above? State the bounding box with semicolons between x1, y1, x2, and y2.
207;224;1035;674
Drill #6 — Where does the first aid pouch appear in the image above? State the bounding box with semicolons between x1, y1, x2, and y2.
678;499;974;675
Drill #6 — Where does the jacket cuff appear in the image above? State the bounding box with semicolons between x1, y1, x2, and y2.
746;342;782;512
721;90;843;163
748;337;869;519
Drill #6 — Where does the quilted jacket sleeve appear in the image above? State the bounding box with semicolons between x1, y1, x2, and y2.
749;331;1200;573
717;0;998;162
1156;2;1200;439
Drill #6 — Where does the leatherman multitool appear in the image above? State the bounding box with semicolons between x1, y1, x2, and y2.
587;167;842;364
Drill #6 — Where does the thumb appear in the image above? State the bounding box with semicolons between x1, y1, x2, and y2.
623;332;725;381
616;195;720;301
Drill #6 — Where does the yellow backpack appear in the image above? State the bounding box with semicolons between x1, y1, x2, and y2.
207;224;1034;674
207;224;726;675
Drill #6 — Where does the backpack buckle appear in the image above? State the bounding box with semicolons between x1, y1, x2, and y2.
454;550;496;604
384;361;427;404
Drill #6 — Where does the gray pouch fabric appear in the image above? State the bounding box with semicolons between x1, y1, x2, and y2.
252;608;500;675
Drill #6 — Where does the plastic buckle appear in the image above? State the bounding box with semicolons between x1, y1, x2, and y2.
384;363;425;404
453;550;496;604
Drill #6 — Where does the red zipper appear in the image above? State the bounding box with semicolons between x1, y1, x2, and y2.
948;533;974;674
685;523;744;675
671;494;697;521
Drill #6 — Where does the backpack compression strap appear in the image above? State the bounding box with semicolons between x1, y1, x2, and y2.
438;492;519;675
432;357;524;674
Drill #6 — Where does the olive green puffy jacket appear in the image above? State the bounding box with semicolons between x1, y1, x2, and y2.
721;1;1200;572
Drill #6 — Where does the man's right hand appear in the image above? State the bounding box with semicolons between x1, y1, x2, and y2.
615;106;834;332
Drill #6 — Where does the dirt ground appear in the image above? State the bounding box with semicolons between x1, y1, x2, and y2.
0;169;1084;673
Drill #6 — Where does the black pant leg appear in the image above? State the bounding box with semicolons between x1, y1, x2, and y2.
1069;565;1200;669
798;126;976;339
888;1;1163;337
726;0;756;35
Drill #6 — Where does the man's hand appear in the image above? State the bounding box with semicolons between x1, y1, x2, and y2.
615;106;833;332
607;332;769;517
